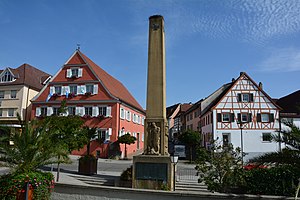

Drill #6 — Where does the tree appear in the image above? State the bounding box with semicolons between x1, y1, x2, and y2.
40;100;86;181
118;133;136;159
196;141;244;192
178;130;200;162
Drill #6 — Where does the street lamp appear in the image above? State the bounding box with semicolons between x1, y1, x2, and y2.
170;154;179;191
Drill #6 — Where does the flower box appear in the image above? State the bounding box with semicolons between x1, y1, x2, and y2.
85;92;92;96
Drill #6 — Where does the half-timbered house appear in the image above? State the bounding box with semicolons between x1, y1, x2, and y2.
200;72;281;161
31;50;145;158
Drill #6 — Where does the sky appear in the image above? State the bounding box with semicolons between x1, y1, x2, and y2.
1;0;300;109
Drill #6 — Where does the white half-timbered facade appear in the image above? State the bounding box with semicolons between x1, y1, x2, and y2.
201;72;281;161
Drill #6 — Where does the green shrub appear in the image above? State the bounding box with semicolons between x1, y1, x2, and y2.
244;165;300;196
0;171;54;200
120;166;132;181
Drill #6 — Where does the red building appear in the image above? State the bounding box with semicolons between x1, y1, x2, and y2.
31;50;145;158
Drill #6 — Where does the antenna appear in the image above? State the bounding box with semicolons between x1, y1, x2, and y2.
76;44;80;50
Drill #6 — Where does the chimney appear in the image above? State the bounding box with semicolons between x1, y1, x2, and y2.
259;82;263;90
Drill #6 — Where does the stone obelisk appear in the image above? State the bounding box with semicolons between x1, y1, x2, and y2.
144;15;168;156
133;15;173;191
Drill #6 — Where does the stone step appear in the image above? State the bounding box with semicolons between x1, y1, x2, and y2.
175;181;210;193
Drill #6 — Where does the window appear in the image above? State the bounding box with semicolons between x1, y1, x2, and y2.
261;114;270;122
53;107;59;116
8;108;14;117
0;91;4;99
194;111;197;118
238;93;253;102
69;85;77;94
10;90;16;99
242;94;249;102
1;71;14;82
54;86;61;95
120;108;125;119
0;109;2;117
71;68;79;77
190;113;193;120
98;106;107;116
97;129;107;141
85;107;93;116
222;133;230;147
86;85;94;93
187;115;189;121
68;107;76;116
126;110;131;121
222;113;230;122
262;133;272;142
41;107;47;116
241;113;248;122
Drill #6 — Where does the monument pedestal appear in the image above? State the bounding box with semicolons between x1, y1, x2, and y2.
132;155;174;191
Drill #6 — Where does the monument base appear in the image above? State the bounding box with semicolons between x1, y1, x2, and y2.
132;155;174;191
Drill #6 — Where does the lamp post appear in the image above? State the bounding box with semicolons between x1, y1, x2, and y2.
239;122;244;166
170;154;179;191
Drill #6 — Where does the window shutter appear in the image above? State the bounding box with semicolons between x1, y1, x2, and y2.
75;107;80;115
257;113;261;122
238;113;241;122
62;86;66;95
106;106;112;117
270;113;274;122
250;94;254;102
66;69;71;78
50;86;55;95
36;107;41;117
78;68;83;77
77;85;81;94
92;107;98;117
105;130;109;140
93;84;98;94
248;113;252;122
231;113;235;122
47;107;53;116
65;86;70;95
217;113;221;122
108;128;112;136
238;94;242;102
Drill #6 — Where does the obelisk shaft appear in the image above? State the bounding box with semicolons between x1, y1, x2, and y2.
144;15;168;156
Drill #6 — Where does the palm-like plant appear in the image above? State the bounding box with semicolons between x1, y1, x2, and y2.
0;119;62;173
82;126;100;156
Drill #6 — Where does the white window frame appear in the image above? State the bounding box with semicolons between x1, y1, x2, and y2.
86;84;94;94
261;113;270;123
84;107;93;116
241;113;248;122
126;110;131;121
222;113;230;122
54;86;62;95
68;107;76;116
242;94;250;102
69;85;77;94
120;108;125;119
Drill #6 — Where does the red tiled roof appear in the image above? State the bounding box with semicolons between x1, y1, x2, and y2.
0;64;51;91
71;51;144;112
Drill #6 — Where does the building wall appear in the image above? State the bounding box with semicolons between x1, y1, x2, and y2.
185;107;200;132
0;85;38;123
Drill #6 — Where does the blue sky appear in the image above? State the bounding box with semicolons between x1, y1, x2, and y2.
1;0;300;109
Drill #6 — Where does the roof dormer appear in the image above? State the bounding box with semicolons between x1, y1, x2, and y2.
0;68;16;83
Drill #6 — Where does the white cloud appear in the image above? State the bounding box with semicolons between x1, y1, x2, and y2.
258;47;300;72
129;0;300;46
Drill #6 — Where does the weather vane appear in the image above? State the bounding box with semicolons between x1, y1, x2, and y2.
76;44;80;50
